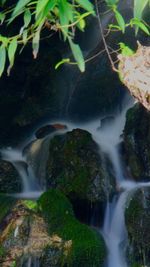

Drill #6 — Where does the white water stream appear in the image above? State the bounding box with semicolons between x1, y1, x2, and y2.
1;94;150;266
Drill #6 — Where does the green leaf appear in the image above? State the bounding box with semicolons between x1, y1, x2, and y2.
1;0;7;5
32;28;41;59
114;9;125;33
77;18;86;31
75;0;95;13
24;8;31;28
105;0;119;5
0;13;5;25
12;0;31;18
119;42;134;56
134;0;148;20
7;38;17;75
134;0;149;34
55;58;70;69
58;0;70;38
132;18;150;35
109;24;123;30
0;46;6;77
36;0;49;19
68;37;85;72
22;29;28;45
8;39;17;66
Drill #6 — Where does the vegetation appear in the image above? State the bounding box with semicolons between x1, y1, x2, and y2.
38;189;106;266
0;194;16;225
0;0;149;75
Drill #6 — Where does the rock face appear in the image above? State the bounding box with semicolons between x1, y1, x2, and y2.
0;190;106;267
124;103;150;181
125;189;150;267
46;129;115;203
0;200;64;267
0;160;21;193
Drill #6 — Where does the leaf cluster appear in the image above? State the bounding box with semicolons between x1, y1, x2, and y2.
0;0;149;76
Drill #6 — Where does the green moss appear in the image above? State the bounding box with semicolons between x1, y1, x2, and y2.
22;200;38;211
58;168;90;198
131;263;141;267
0;245;6;259
38;189;106;267
0;194;16;225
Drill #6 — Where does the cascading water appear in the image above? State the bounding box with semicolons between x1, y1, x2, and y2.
2;93;150;266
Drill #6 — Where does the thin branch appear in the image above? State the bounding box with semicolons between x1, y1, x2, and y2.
94;0;119;72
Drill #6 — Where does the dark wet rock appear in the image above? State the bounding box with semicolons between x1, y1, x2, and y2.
124;103;150;181
46;128;115;204
35;123;67;139
0;160;21;193
67;53;125;121
125;189;150;266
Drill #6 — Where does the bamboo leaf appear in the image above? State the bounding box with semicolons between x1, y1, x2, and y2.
32;28;41;59
8;39;17;66
12;0;31;18
55;58;70;69
134;0;148;20
58;0;70;38
114;9;125;33
134;0;149;34
0;13;5;25
119;42;134;56
132;18;150;35
36;0;49;19
0;46;6;77
105;0;119;5
7;39;17;75
68;37;85;72
75;0;95;13
24;8;31;28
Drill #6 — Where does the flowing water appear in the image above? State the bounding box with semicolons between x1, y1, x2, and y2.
1;94;150;266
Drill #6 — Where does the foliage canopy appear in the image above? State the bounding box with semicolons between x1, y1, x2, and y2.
0;0;149;75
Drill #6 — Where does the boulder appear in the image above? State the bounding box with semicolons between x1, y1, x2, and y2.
46;128;115;203
125;188;150;266
35;123;67;139
123;103;150;181
0;160;21;193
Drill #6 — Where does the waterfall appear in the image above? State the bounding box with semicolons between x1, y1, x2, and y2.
2;93;150;266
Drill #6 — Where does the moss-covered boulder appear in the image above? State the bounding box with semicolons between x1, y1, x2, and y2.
0;199;69;267
46;128;115;204
0;160;21;193
38;189;106;267
125;189;150;266
0;190;106;267
124;103;150;181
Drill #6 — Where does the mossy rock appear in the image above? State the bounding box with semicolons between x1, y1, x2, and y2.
46;129;114;203
124;103;150;181
38;189;106;267
0;160;21;193
0;194;16;226
125;189;150;266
